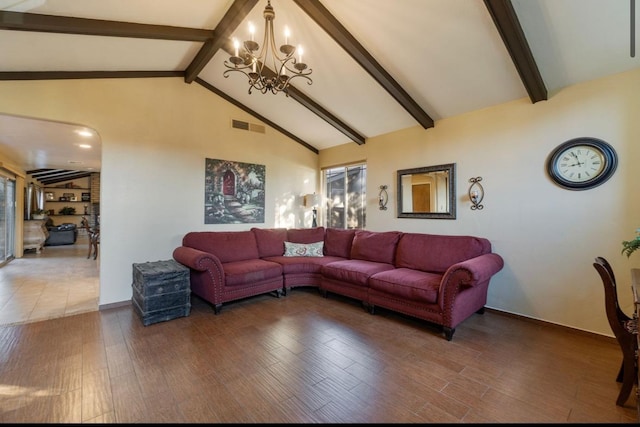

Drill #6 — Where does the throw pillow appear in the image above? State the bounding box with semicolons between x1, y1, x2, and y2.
283;241;324;257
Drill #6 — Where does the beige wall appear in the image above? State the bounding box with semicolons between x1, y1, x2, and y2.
0;77;319;307
0;69;638;336
320;68;640;336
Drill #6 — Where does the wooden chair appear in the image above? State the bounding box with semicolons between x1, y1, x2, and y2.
593;256;638;406
80;216;100;260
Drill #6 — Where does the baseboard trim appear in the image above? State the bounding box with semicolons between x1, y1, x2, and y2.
485;307;616;343
99;300;131;311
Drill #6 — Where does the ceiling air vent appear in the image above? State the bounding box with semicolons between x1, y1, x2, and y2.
232;119;265;134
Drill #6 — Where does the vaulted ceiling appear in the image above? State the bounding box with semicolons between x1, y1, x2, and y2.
0;0;638;173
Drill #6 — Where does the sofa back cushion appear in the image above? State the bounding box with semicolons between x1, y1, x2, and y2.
251;228;288;257
287;227;325;244
350;230;402;264
324;228;356;258
183;231;259;263
395;233;491;273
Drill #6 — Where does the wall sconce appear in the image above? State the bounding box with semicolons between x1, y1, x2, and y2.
303;193;320;227
468;177;484;210
378;185;388;210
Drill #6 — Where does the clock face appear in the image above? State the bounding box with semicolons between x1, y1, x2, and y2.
555;145;605;183
547;138;617;190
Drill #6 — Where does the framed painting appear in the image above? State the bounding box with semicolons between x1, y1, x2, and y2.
204;158;265;224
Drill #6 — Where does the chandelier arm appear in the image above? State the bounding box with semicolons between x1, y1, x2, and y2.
281;58;311;76
287;73;313;87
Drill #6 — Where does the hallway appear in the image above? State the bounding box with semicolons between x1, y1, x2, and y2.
0;233;99;326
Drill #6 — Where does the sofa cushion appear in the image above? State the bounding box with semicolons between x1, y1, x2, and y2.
324;228;356;257
251;228;287;258
395;233;491;273
222;259;283;287
264;255;344;274
287;227;325;244
284;241;324;257
368;268;442;303
350;230;402;264
321;259;395;286
183;231;259;263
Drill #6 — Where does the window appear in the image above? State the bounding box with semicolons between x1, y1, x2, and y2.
322;163;366;229
0;173;16;265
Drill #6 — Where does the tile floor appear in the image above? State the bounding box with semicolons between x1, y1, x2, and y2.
0;232;99;326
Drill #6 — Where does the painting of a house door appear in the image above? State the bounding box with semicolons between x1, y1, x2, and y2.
223;170;235;196
204;158;265;224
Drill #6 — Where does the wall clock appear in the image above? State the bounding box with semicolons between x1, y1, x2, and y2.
546;137;618;190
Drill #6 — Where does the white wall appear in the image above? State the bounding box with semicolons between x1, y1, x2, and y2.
0;78;319;308
319;68;640;337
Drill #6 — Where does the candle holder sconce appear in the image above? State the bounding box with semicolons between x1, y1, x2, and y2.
468;177;484;210
378;185;388;210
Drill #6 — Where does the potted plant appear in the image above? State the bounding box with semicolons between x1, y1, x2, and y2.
58;206;76;216
32;208;47;220
621;228;640;258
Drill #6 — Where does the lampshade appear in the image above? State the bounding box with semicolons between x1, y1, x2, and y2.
303;193;319;208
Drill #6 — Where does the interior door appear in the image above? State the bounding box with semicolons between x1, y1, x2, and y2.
412;183;431;212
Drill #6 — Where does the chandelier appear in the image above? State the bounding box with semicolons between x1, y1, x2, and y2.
223;0;312;95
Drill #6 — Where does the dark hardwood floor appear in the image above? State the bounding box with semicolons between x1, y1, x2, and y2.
0;287;637;423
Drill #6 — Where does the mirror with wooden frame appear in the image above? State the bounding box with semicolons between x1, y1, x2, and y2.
396;163;456;219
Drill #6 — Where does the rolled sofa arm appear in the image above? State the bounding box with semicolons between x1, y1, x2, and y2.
437;253;505;304
173;246;227;308
173;246;219;271
448;253;505;286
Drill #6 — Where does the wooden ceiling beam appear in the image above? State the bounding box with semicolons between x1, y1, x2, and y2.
195;78;318;154
0;11;211;41
27;169;93;185
285;85;366;145
0;71;183;80
293;0;434;130
188;0;365;146
483;0;547;103
184;0;259;83
0;6;366;150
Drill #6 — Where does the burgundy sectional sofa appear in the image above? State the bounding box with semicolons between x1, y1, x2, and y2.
173;227;504;340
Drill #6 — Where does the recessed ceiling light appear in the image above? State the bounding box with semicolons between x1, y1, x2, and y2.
78;144;92;149
75;129;93;138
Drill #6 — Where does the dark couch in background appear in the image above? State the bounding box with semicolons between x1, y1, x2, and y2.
173;227;504;340
45;223;78;246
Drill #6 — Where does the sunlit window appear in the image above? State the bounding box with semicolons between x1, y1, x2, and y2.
322;163;366;229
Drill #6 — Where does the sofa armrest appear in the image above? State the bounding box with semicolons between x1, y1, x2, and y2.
447;253;504;286
173;246;224;276
173;246;227;306
173;246;223;273
437;253;504;306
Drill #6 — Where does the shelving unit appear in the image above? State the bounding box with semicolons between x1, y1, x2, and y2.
44;184;91;220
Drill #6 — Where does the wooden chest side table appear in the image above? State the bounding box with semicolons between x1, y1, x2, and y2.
132;260;191;326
